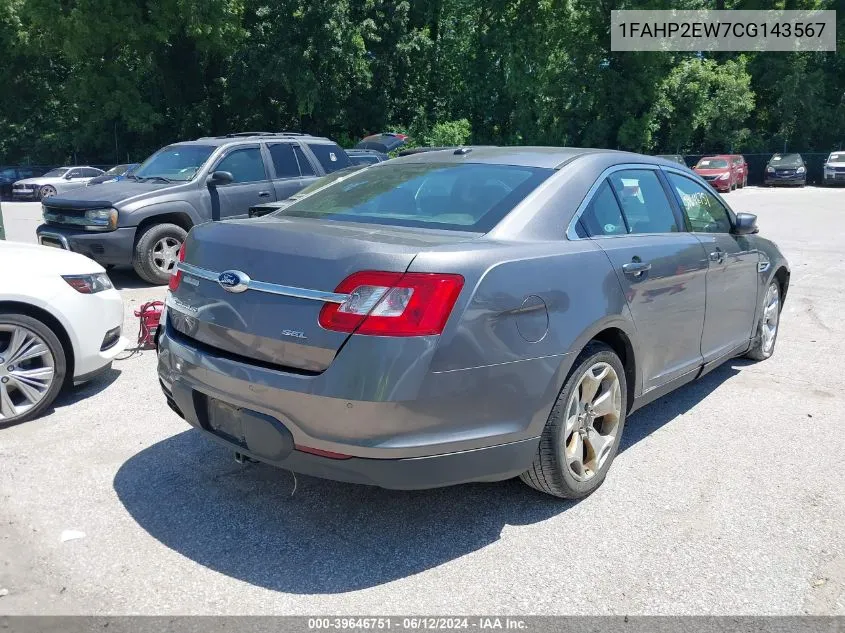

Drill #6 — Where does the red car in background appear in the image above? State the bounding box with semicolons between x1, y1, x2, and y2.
693;155;740;192
730;154;748;188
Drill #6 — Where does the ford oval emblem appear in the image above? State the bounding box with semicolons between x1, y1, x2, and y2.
217;270;250;293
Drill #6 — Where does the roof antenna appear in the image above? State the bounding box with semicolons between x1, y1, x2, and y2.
454;147;472;155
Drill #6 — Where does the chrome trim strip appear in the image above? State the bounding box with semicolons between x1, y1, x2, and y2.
177;262;218;282
176;262;350;303
38;231;70;250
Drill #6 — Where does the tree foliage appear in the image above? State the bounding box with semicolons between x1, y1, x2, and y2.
0;0;842;164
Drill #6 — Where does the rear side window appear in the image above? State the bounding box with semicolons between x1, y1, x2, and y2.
307;143;352;173
294;146;315;175
608;170;678;234
274;162;553;232
215;147;267;183
268;143;300;178
82;168;102;177
577;181;627;237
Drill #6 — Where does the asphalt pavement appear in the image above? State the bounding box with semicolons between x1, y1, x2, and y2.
0;188;843;615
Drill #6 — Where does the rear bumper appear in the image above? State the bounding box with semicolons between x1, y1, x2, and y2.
36;224;136;266
161;376;536;489
156;319;550;489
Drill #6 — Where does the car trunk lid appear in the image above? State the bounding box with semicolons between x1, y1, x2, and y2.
168;217;476;373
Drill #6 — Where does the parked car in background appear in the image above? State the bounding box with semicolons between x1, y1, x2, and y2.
693;155;739;192
248;165;367;218
35;132;351;285
764;153;806;187
656;154;687;167
0;241;127;425
347;149;388;165
87;163;140;186
730;155;748;188
823;151;845;185
158;147;788;499
13;166;105;200
354;132;408;154
1;166;51;198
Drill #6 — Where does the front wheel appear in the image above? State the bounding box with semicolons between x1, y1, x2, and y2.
132;222;188;285
746;281;781;361
40;185;57;199
521;342;627;498
0;313;67;426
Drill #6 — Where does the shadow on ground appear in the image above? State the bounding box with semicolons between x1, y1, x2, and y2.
114;360;744;593
1;366;121;429
109;268;166;291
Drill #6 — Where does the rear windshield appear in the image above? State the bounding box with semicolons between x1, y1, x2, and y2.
272;162;553;232
770;154;803;166
696;158;728;169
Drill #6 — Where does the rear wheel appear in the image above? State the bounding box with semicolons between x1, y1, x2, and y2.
0;313;67;426
132;222;187;285
521;342;627;499
746;281;781;361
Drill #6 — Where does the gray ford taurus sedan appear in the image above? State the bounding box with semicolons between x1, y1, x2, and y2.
157;147;789;498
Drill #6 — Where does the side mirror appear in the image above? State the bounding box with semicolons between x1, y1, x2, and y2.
206;171;233;187
64;173;74;180
733;212;758;235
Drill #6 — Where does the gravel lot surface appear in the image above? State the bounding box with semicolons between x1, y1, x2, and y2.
0;187;843;615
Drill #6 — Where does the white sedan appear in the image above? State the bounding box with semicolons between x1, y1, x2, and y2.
0;242;127;424
12;166;105;200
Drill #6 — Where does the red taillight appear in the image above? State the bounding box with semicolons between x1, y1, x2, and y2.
318;271;464;337
168;243;186;292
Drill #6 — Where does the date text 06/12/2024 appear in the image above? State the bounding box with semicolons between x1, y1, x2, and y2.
307;618;528;630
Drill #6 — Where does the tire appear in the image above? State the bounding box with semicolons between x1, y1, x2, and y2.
0;313;67;426
521;342;627;499
746;280;781;361
132;222;188;285
40;185;57;199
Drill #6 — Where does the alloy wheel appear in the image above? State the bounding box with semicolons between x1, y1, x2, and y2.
151;236;182;275
761;282;780;355
40;185;56;199
563;362;622;481
0;324;56;421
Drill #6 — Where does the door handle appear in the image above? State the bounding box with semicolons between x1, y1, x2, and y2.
709;248;725;263
258;191;271;198
622;261;652;277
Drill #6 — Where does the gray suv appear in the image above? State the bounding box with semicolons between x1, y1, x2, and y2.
35;133;351;284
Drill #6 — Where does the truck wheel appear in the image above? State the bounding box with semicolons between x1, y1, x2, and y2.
132;223;187;286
